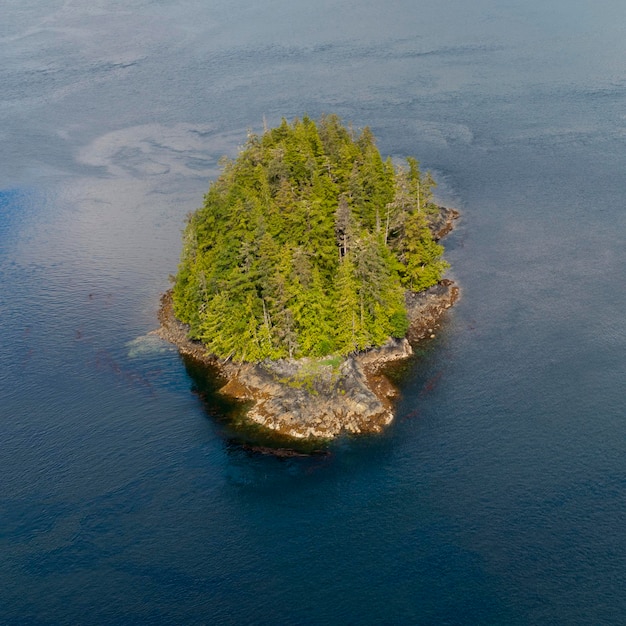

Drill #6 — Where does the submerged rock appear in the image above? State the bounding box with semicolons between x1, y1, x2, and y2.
126;333;172;358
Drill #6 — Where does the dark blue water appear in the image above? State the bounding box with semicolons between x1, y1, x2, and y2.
2;1;626;623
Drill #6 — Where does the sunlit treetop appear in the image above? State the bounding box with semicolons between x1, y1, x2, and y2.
172;114;448;362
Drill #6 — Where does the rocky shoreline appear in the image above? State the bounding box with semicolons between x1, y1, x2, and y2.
155;207;459;440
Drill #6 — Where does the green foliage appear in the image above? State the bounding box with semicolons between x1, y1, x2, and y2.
173;115;450;362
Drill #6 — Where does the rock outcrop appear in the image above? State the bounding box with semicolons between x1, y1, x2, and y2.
218;338;413;439
429;206;460;241
405;279;459;343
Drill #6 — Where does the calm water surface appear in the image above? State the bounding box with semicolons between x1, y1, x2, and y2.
1;1;626;623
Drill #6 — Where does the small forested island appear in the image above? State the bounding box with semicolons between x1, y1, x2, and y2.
158;115;459;440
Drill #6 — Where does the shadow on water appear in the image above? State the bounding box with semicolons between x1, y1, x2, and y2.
180;354;333;458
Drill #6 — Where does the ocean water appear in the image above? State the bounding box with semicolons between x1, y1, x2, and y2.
1;1;626;623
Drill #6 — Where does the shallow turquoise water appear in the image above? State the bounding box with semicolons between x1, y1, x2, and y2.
1;1;626;623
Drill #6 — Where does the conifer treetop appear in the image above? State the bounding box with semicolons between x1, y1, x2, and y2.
172;115;448;362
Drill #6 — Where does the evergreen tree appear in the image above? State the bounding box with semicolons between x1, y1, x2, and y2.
172;116;450;362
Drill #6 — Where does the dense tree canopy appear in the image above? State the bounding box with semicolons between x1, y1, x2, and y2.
172;115;449;361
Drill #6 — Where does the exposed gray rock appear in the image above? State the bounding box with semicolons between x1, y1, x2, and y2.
429;205;460;241
215;340;411;439
405;280;460;343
